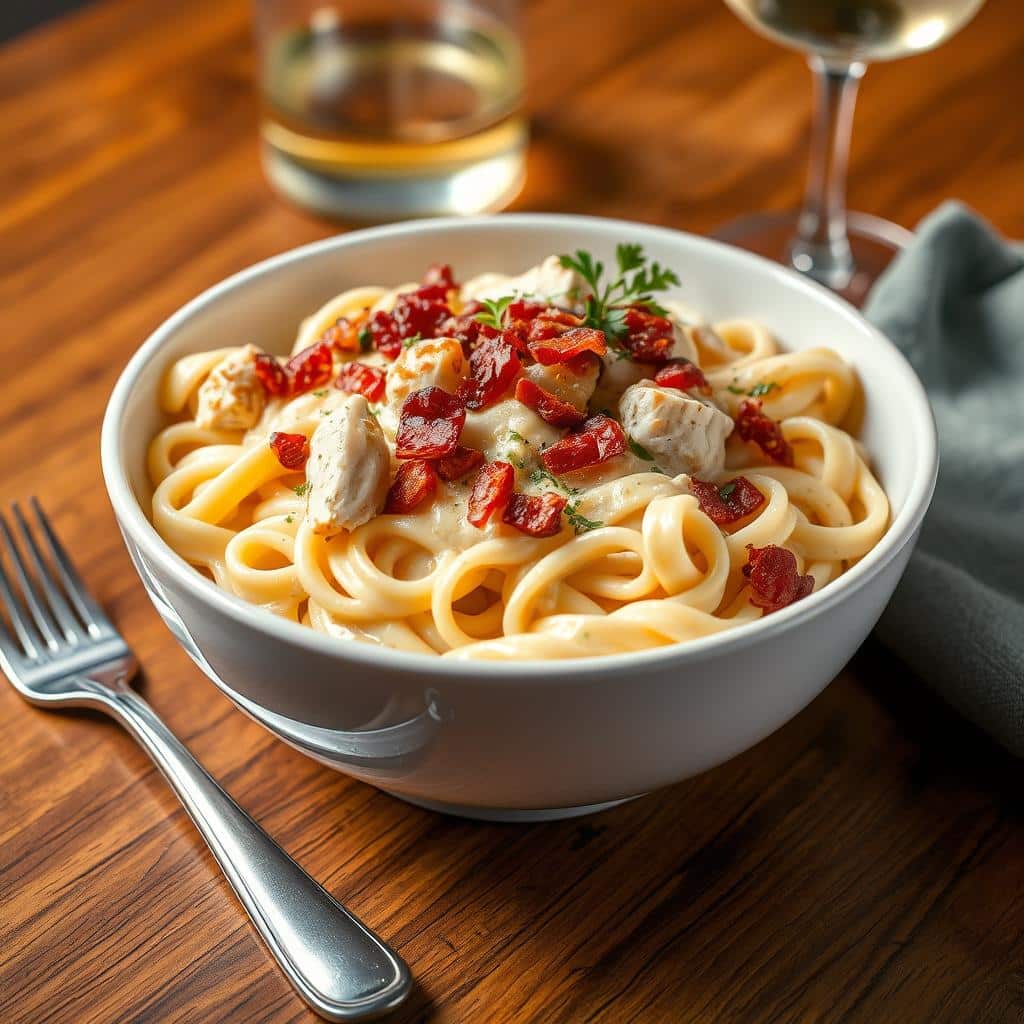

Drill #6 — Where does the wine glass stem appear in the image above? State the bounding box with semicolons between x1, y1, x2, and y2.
790;56;866;290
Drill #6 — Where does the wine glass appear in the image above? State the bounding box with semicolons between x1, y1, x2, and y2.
715;0;985;305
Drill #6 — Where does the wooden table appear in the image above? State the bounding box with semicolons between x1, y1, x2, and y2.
2;1;1023;1021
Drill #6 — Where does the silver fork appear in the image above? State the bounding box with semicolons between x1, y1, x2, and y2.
0;499;411;1021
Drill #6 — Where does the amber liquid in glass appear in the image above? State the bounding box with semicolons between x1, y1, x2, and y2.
260;12;526;218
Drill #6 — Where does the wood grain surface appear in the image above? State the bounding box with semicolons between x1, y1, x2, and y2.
2;1;1024;1021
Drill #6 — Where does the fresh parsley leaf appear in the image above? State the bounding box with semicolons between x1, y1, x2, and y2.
293;482;310;497
312;389;329;397
559;244;680;341
507;430;527;445
358;325;373;352
628;437;655;461
402;333;422;349
718;481;737;502
727;385;745;395
474;296;514;331
748;381;778;398
565;503;604;534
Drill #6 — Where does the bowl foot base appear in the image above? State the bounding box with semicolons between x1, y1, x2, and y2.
386;792;642;822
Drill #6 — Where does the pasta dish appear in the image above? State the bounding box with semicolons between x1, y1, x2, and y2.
148;246;889;660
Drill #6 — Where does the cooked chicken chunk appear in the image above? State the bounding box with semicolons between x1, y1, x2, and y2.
305;395;391;535
618;382;734;477
195;344;265;430
385;337;467;408
523;357;600;414
462;255;586;311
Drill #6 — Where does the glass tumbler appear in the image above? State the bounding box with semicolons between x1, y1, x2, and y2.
253;0;526;220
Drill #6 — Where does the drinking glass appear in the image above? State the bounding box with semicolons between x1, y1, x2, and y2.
252;0;526;221
715;0;985;305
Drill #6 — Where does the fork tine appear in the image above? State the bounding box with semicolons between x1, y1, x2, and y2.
29;498;111;638
12;502;84;645
0;548;40;661
0;511;63;652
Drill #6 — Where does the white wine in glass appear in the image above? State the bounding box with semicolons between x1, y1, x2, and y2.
715;0;985;304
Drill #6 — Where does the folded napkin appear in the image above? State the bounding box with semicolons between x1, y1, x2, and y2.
864;202;1024;755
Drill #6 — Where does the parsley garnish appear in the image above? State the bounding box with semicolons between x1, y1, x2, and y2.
718;481;737;502
367;404;382;418
313;388;329;397
402;333;423;349
474;296;514;331
748;381;778;398
506;429;527;445
566;503;604;534
293;482;309;497
628;437;655;461
558;244;680;341
285;514;294;524
529;467;581;495
727;385;745;395
358;325;373;352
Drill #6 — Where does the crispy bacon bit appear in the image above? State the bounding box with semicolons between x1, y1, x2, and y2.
395;386;466;459
418;263;457;300
540;414;627;474
468;461;515;527
743;544;814;613
507;299;548;322
654;359;711;394
365;310;403;361
254;353;290;398
392;293;451;341
463;335;521;410
384;460;437;514
269;431;308;471
320;316;363;353
690;476;765;526
437;445;486;482
334;361;386;402
621;307;675;362
502;491;568;537
286;341;334;395
441;303;498;354
735;399;794;466
514;378;586;427
527;319;607;366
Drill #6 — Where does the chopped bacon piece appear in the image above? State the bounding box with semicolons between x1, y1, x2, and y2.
690;476;765;526
468;461;515;527
528;326;607;366
286;341;334;395
365;310;403;361
743;544;814;613
334;361;386;402
417;263;457;301
320;316;363;353
500;302;556;355
540;414;627;474
384;460;437;514
254;353;290;398
506;299;548;322
395;386;466;459
463;335;521;410
440;304;498;354
502;491;568;537
735;399;794;466
514;378;586;427
269;431;309;471
437;445;485;481
392;293;451;342
654;359;711;394
621;307;675;363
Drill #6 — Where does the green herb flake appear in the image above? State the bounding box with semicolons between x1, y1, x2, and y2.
358;325;373;352
558;244;680;340
529;467;581;495
727;385;745;395
367;404;382;419
285;514;294;524
293;482;310;497
565;503;604;534
507;430;527;445
718;481;737;502
474;295;514;331
402;334;423;349
748;381;778;398
628;437;655;461
312;389;329;397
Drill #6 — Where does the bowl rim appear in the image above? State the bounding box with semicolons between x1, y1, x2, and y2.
100;213;938;682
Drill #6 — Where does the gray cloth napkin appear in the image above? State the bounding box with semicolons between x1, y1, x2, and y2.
864;201;1024;755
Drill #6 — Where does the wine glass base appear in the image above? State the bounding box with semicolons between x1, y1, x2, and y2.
712;210;914;307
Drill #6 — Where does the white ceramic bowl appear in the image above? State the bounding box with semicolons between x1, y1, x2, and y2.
101;215;937;821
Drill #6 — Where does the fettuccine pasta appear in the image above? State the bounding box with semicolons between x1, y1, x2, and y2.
148;249;889;660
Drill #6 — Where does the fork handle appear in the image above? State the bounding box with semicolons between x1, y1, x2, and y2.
101;686;411;1021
